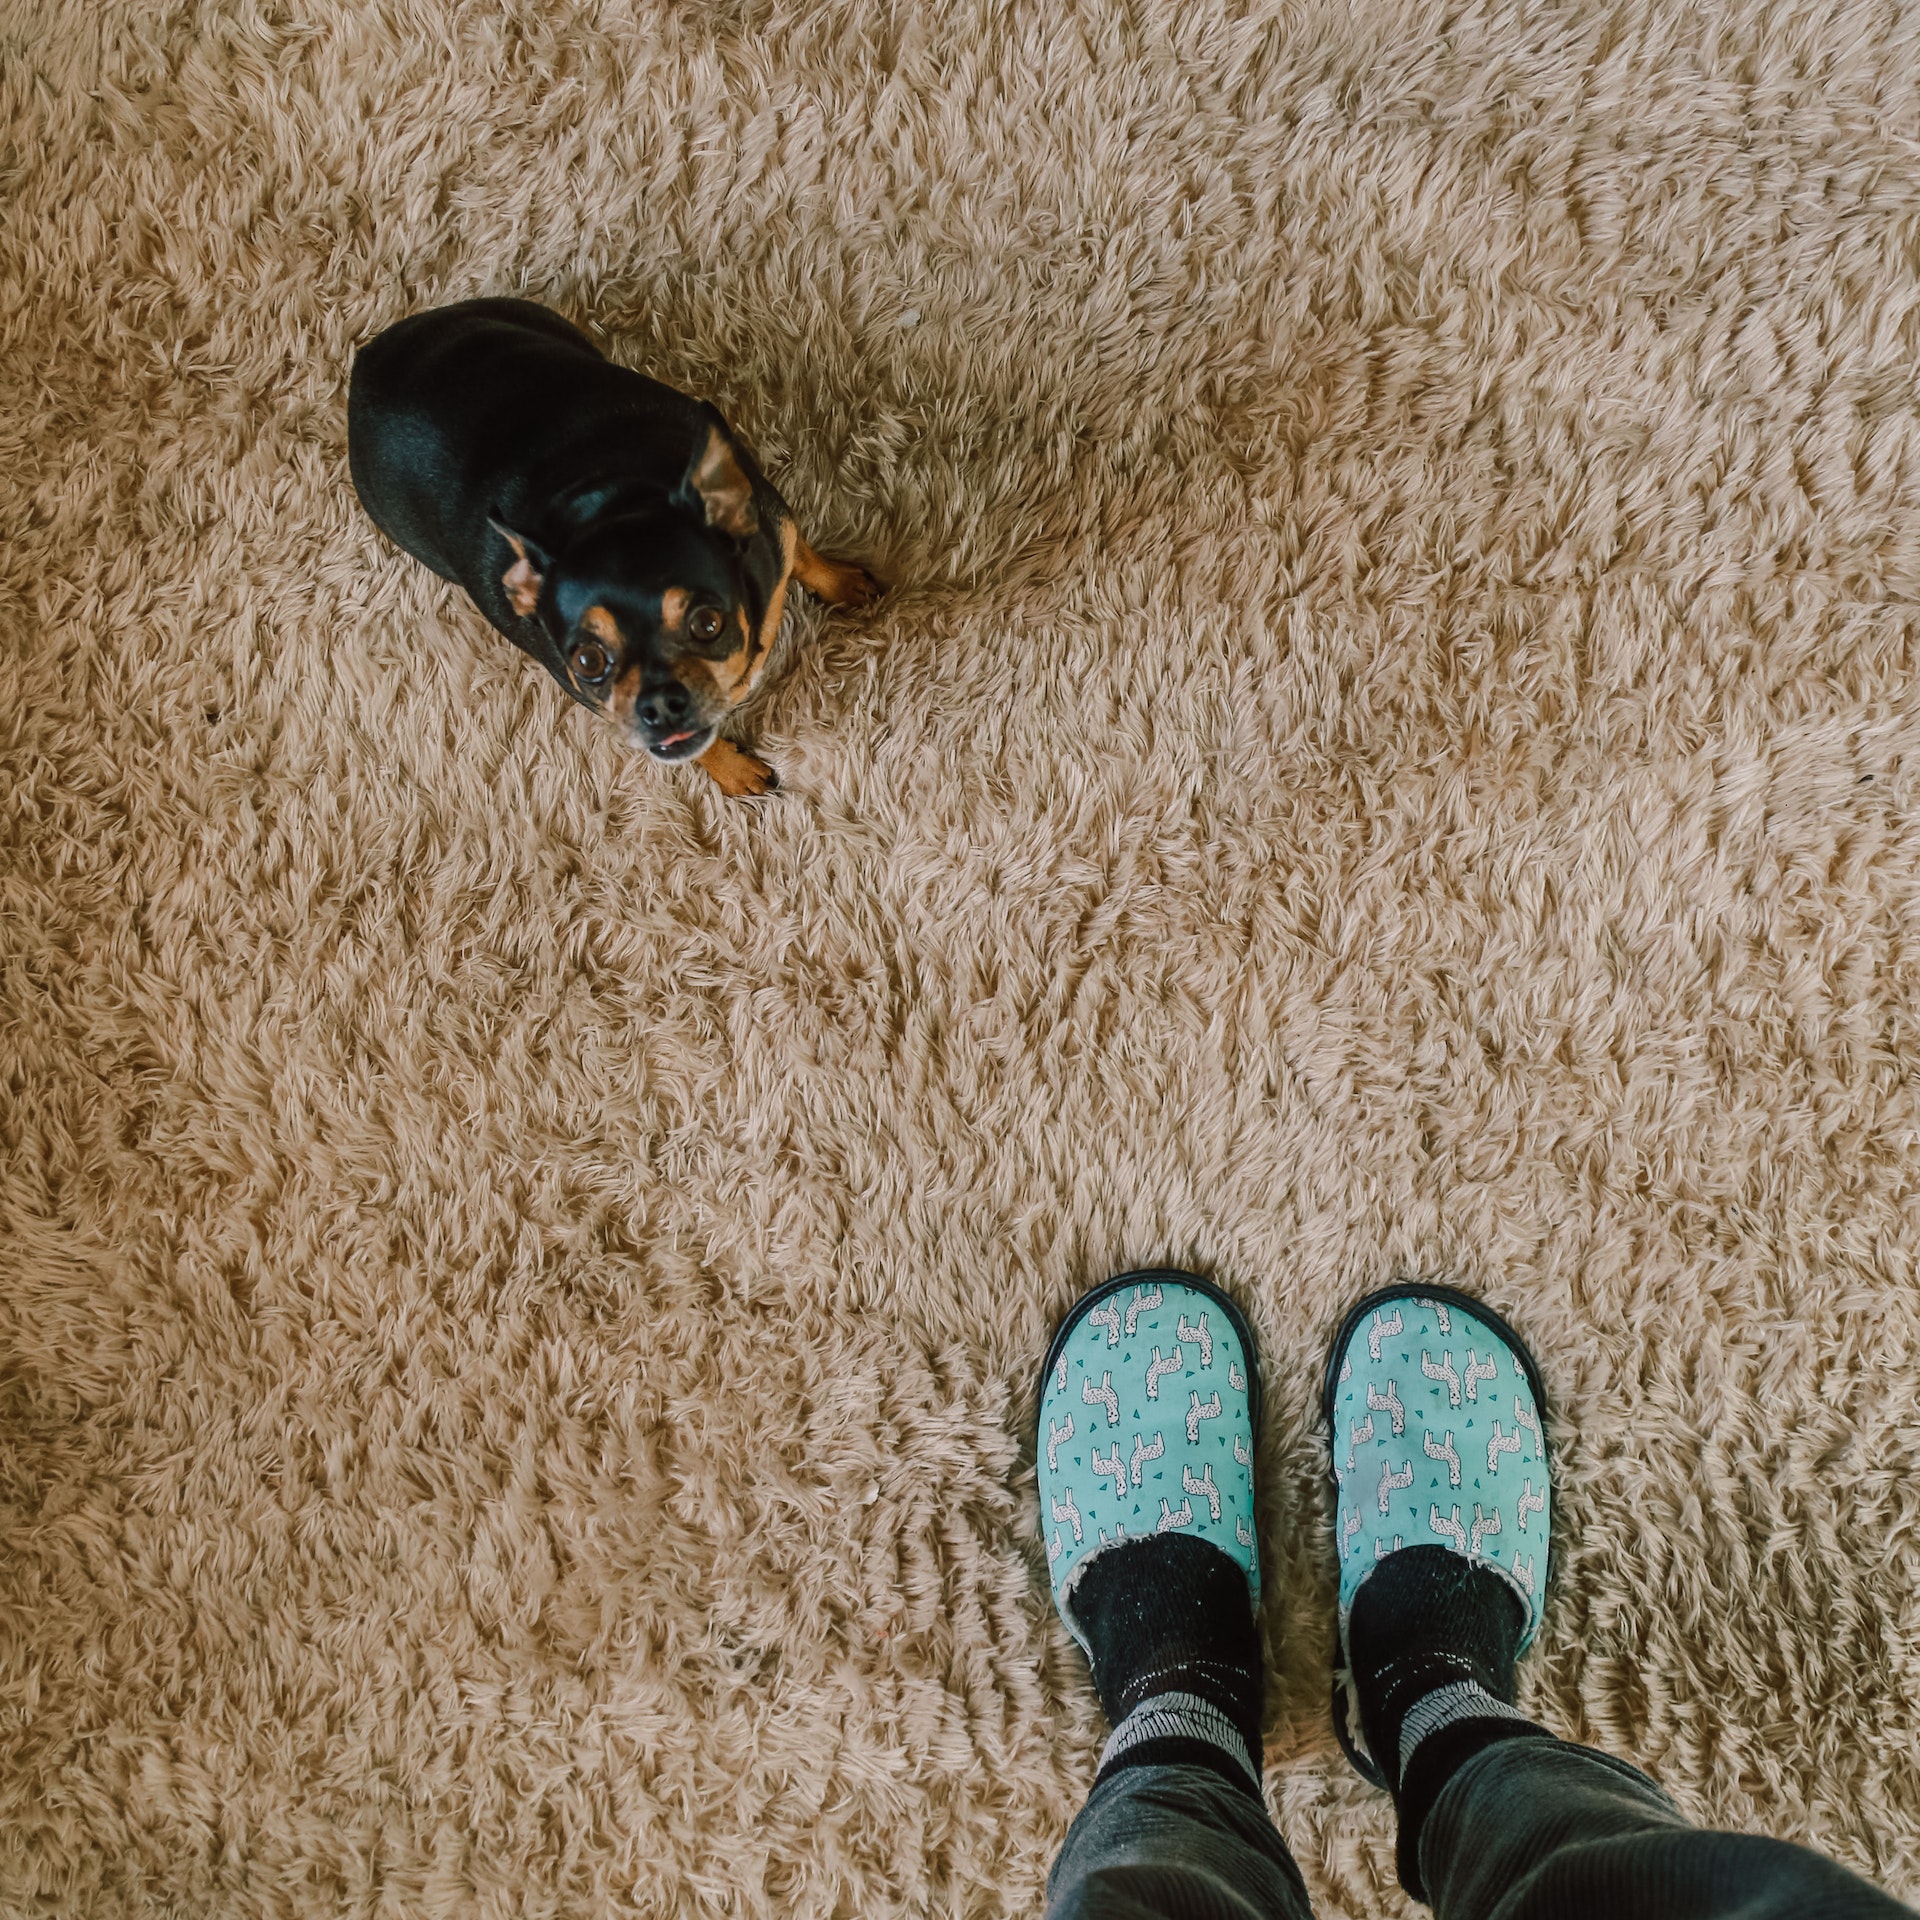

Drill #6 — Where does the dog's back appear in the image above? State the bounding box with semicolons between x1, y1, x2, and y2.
347;299;598;582
347;298;701;623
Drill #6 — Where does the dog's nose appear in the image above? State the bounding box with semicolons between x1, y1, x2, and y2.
637;683;694;731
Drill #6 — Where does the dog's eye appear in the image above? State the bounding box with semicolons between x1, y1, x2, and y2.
689;606;726;644
570;641;611;682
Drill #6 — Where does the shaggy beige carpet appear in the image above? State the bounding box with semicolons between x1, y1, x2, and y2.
6;0;1920;1912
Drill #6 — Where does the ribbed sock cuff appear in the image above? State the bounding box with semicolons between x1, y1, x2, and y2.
1396;1677;1531;1779
1098;1690;1261;1794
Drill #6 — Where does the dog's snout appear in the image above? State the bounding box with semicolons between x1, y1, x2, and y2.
637;682;695;731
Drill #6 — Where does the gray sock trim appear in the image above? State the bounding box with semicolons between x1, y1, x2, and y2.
1397;1678;1531;1777
1100;1689;1260;1791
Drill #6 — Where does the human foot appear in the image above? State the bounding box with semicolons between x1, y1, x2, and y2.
1323;1285;1551;1802
1039;1270;1265;1792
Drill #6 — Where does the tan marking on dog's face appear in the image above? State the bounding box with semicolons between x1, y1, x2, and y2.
580;605;623;649
671;655;727;707
659;587;689;633
702;618;756;702
674;549;785;709
607;660;643;726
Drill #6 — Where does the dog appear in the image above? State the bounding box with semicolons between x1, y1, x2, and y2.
347;297;879;796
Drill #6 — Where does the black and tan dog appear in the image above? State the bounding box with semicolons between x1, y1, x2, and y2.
347;297;879;796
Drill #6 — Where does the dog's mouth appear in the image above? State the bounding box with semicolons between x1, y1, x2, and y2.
642;725;716;763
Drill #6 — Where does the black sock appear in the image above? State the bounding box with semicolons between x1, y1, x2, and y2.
1347;1547;1548;1893
1072;1534;1264;1797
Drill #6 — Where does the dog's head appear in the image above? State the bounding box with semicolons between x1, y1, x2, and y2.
490;426;770;763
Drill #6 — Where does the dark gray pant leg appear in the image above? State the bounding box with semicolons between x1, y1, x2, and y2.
1046;1764;1315;1920
1421;1736;1914;1920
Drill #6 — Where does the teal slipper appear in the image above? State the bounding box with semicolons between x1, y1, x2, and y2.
1321;1283;1551;1784
1037;1269;1261;1648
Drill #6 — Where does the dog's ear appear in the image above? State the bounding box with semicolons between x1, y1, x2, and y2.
489;517;550;617
676;422;758;539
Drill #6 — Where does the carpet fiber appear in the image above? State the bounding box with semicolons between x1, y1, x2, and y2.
5;1;1920;1913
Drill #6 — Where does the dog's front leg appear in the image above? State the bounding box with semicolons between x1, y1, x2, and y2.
696;737;778;798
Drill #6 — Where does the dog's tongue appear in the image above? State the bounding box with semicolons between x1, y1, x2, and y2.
660;730;694;748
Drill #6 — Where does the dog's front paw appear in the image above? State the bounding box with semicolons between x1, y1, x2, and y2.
696;737;779;798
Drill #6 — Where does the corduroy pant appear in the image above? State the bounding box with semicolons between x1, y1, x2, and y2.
1046;1737;1912;1920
